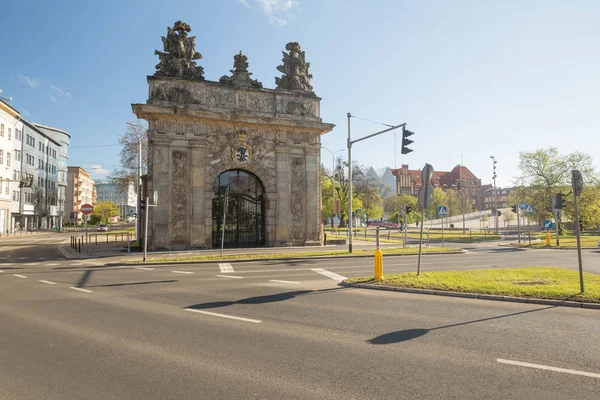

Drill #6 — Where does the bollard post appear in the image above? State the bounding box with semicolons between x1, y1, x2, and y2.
324;233;327;246
364;228;367;238
545;231;551;246
78;239;81;253
95;235;97;245
470;228;472;239
106;235;108;244
374;228;383;280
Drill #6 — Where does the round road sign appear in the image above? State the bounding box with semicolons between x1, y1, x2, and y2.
80;204;93;215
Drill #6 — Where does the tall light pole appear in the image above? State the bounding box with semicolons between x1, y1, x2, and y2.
127;122;144;246
321;146;344;229
490;156;498;233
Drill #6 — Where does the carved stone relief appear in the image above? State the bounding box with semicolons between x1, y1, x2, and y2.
206;88;235;109
171;151;188;243
291;157;305;241
248;92;274;113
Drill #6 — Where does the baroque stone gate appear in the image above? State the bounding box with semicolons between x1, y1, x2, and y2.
132;21;334;249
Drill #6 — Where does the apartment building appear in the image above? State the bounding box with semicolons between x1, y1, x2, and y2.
66;166;95;224
0;99;20;234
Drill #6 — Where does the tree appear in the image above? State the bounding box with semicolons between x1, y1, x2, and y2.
92;201;120;224
515;148;598;223
110;120;148;192
321;171;335;226
331;157;378;227
358;186;383;222
503;211;516;227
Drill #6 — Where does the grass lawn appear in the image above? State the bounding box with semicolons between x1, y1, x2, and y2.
347;267;600;303
128;246;462;263
521;233;600;248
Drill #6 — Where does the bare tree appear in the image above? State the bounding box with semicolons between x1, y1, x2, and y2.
110;120;148;192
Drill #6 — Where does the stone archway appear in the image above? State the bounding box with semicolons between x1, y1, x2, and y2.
211;169;266;248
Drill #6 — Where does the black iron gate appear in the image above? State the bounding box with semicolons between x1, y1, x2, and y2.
212;170;266;248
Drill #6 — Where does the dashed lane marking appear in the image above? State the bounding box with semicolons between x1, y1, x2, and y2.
171;270;194;274
215;274;244;279
185;309;262;324
39;280;57;285
0;270;4;273
69;287;93;293
47;263;60;266
13;274;27;279
219;263;235;273
311;268;347;283
25;263;40;266
134;267;155;270
269;280;300;284
16;257;29;260
497;358;600;379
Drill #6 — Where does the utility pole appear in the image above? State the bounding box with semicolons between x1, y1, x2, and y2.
347;113;408;253
127;122;144;247
490;156;498;233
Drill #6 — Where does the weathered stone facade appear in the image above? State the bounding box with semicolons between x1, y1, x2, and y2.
131;23;333;249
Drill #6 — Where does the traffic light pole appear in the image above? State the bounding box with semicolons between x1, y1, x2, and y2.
347;112;406;253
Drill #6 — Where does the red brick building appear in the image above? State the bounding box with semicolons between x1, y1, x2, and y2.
391;164;486;210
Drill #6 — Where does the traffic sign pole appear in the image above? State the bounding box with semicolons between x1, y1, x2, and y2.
572;170;584;292
441;216;444;248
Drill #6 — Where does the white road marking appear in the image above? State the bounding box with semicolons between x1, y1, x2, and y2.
215;274;244;279
185;309;262;324
497;358;600;379
25;262;40;266
171;270;194;274
311;268;347;283
70;263;85;266
270;280;300;284
69;287;93;293
219;263;235;273
13;274;27;279
16;257;29;260
0;263;10;266
0;270;4;273
36;258;48;260
134;267;155;270
47;263;60;266
39;280;57;285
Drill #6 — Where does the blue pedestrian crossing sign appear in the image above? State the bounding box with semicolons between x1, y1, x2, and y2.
519;201;527;210
438;206;448;217
525;204;534;214
543;220;553;229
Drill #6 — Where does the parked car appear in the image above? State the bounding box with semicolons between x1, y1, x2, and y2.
97;224;110;232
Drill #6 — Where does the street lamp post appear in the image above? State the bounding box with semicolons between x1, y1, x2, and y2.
321;146;344;230
490;156;498;234
126;122;144;247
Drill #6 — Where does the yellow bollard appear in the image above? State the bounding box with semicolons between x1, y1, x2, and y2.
374;248;383;280
545;231;551;246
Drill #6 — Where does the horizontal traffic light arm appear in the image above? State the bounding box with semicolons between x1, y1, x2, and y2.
349;123;406;145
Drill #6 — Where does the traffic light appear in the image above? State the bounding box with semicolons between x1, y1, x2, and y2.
511;205;517;213
405;205;412;214
553;193;566;210
401;126;414;155
497;211;501;216
456;182;461;192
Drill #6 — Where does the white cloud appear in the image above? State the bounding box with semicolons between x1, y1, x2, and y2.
89;165;110;177
50;84;72;98
17;74;39;88
49;95;59;104
241;0;298;25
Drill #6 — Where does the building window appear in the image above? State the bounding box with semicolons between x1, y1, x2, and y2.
6;152;10;167
7;128;11;140
52;149;56;158
0;150;3;164
13;191;19;201
0;124;3;136
16;129;21;141
39;159;44;169
4;183;7;195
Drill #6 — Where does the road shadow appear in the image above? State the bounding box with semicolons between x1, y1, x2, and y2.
88;280;177;288
488;248;527;252
368;305;556;345
186;287;350;310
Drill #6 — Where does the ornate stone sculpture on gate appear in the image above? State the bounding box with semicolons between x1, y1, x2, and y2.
275;42;313;93
220;51;263;88
154;21;205;80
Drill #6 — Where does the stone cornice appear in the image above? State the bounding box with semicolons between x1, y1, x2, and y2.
132;103;335;135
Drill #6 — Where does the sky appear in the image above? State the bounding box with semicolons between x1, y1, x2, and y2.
1;0;599;187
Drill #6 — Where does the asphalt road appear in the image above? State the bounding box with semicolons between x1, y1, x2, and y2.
1;235;599;399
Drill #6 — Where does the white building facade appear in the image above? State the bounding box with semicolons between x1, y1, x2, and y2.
0;98;70;232
95;180;137;220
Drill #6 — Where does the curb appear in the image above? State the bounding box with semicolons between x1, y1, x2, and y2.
500;244;598;250
340;281;600;310
106;249;468;267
